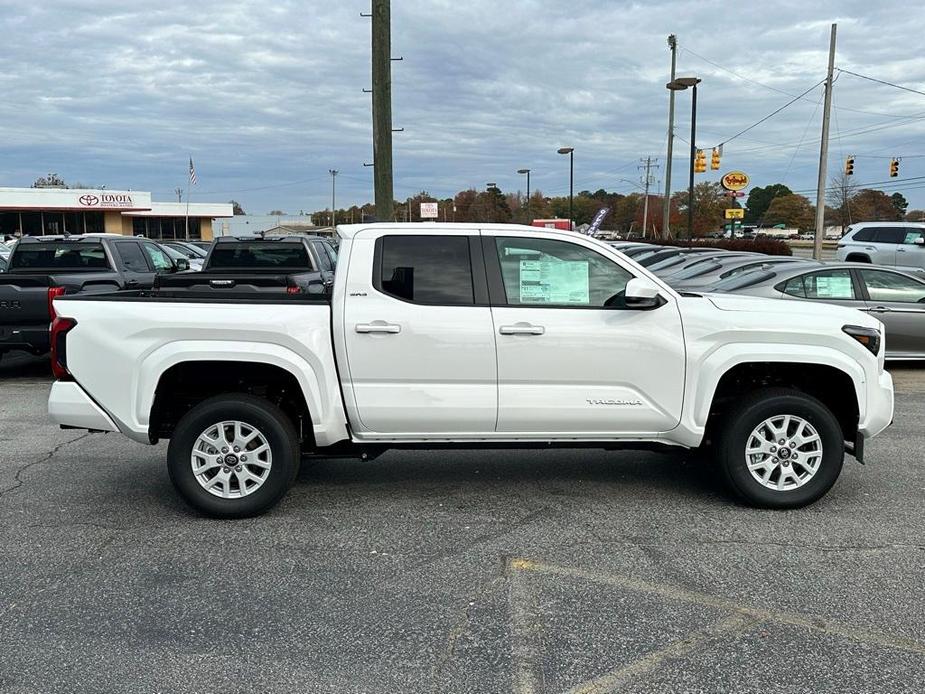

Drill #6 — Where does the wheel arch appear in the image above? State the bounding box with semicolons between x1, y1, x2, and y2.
703;361;861;447
149;360;315;448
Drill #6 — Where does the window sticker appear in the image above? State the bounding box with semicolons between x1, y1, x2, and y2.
813;275;852;298
519;259;590;304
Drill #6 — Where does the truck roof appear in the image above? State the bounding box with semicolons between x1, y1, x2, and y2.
334;222;573;241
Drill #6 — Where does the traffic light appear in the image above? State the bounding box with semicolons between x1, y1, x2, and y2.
711;147;721;170
694;149;707;173
844;156;855;176
890;158;900;177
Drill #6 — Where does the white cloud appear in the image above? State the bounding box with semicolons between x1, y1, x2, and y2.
0;0;923;212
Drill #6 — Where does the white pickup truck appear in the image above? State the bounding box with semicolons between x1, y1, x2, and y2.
48;223;894;517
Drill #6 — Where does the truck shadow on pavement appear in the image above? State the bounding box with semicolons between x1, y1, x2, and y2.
0;352;51;380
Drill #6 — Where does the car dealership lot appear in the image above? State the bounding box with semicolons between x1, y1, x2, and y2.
2;354;925;693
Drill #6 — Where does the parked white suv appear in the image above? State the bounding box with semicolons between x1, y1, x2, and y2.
836;222;925;271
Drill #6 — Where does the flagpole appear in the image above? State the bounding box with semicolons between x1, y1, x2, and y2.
185;157;191;240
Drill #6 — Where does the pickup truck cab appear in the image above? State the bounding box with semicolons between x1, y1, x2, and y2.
48;223;894;517
0;234;187;361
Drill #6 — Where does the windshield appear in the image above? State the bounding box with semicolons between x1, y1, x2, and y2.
711;269;775;292
10;242;109;271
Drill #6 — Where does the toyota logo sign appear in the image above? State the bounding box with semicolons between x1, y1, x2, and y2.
78;194;99;206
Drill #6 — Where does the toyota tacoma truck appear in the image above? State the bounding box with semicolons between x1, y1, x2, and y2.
47;223;894;517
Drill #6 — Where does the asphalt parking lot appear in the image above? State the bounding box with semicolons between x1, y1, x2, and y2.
2;352;925;693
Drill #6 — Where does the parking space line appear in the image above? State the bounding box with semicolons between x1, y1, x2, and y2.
563;613;759;694
509;558;546;694
509;558;925;657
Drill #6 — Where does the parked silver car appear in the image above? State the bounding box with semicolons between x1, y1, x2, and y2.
835;222;925;270
711;261;925;359
669;256;818;290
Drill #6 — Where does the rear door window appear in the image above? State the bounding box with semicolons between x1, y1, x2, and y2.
872;228;906;244
375;235;474;305
311;241;333;272
114;242;150;273
851;228;875;242
783;269;856;300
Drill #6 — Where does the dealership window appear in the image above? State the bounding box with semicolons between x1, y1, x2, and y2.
44;212;64;235
20;212;42;236
0;212;19;237
84;212;104;233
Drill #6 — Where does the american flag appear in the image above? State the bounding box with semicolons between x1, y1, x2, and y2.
188;157;198;186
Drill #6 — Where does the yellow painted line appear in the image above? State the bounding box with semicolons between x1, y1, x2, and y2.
510;559;925;657
564;613;758;694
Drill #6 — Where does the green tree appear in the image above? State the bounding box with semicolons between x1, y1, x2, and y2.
744;183;792;224
891;192;909;217
228;200;246;215
764;194;815;231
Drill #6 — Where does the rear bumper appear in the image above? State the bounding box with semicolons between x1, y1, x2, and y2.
0;325;49;354
859;369;894;440
48;381;120;433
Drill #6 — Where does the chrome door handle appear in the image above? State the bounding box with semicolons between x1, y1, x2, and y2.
499;323;545;335
355;321;401;334
868;306;892;313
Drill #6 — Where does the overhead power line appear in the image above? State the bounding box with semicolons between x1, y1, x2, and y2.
836;68;925;99
713;80;825;148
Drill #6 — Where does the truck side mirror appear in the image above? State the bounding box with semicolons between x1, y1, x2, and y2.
175;257;190;272
624;277;664;310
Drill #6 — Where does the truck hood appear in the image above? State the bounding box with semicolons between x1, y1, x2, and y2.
703;292;881;329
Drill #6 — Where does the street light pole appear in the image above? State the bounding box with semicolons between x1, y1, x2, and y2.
687;84;697;245
666;77;701;245
517;168;531;221
486;182;497;224
557;147;574;229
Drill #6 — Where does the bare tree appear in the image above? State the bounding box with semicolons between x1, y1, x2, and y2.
826;172;858;231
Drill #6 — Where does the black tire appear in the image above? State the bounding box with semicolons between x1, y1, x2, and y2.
167;394;300;518
716;388;844;509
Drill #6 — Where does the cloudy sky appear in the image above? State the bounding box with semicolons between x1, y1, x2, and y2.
2;0;925;214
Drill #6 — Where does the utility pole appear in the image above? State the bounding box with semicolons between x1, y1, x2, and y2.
329;169;338;228
813;23;837;261
663;34;678;238
175;187;183;203
370;0;394;222
639;157;659;238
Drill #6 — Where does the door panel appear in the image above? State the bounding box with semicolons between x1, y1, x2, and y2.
342;231;497;435
859;268;925;356
486;234;685;435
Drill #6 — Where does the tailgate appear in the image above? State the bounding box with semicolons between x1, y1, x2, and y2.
0;275;52;331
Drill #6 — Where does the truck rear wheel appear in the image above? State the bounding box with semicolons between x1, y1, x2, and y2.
716;388;844;508
167;394;300;518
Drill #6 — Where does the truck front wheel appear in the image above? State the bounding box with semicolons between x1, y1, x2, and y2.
167;394;300;518
717;388;844;508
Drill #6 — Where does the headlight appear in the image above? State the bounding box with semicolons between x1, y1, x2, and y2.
842;324;881;356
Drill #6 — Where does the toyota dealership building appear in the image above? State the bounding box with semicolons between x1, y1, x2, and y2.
0;187;233;240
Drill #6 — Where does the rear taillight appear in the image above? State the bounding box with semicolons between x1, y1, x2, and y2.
50;316;77;380
286;284;301;295
47;286;66;322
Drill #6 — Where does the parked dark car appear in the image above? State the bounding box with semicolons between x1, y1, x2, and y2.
0;234;187;360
